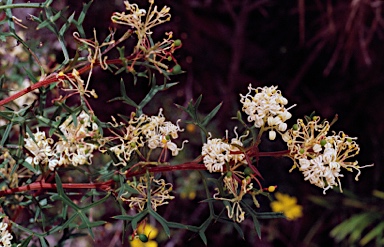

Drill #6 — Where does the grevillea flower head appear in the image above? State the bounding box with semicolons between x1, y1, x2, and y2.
0;221;13;247
25;129;54;166
112;1;171;50
142;109;188;156
108;109;188;166
285;116;373;194
213;176;253;223
201;128;248;173
240;84;295;140
25;111;101;171
121;176;175;211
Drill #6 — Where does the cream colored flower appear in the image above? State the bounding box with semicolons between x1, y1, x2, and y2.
285;117;373;193
25;112;100;171
108;109;187;166
202;137;231;173
111;0;171;50
25;130;54;166
213;177;253;223
121;176;175;211
240;84;295;140
202;128;248;173
0;222;13;247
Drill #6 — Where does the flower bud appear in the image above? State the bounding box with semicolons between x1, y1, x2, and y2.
244;167;253;176
268;186;276;192
269;130;276;140
173;39;182;47
139;234;148;242
320;139;327;146
171;64;181;74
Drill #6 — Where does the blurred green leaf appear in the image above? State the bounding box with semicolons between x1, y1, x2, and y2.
331;212;378;243
360;221;384;246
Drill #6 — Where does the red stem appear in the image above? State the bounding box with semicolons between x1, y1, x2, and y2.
0;179;114;197
126;162;207;178
0;149;289;197
0;54;138;106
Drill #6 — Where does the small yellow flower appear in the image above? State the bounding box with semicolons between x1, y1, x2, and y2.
270;192;303;220
186;123;196;133
131;224;158;247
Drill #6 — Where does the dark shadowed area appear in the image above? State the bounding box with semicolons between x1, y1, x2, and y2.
63;0;384;246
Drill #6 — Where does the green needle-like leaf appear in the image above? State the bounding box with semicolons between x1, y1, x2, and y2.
149;209;171;237
201;102;222;127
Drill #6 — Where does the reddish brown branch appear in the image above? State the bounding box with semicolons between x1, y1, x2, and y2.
126;150;290;178
0;54;138;106
126;162;207;178
0;148;290;197
0;179;114;197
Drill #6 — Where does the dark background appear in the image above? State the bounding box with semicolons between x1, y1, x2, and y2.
74;0;384;246
13;0;384;246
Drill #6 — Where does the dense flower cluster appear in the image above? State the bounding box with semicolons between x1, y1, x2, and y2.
121;176;175;211
109;109;187;166
213;176;253;223
285;117;371;193
25;111;101;170
240;84;295;140
0;221;13;247
201;129;247;173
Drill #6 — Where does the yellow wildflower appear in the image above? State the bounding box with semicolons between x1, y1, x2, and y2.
131;224;158;247
270;192;303;220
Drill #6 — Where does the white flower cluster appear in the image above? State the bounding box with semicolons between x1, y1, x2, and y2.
286;117;371;194
213;176;253;223
240;84;294;140
201;129;248;173
25;111;101;171
0;221;13;247
120;176;175;211
109;109;188;166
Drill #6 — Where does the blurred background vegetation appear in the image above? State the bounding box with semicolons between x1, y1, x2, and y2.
3;0;384;246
